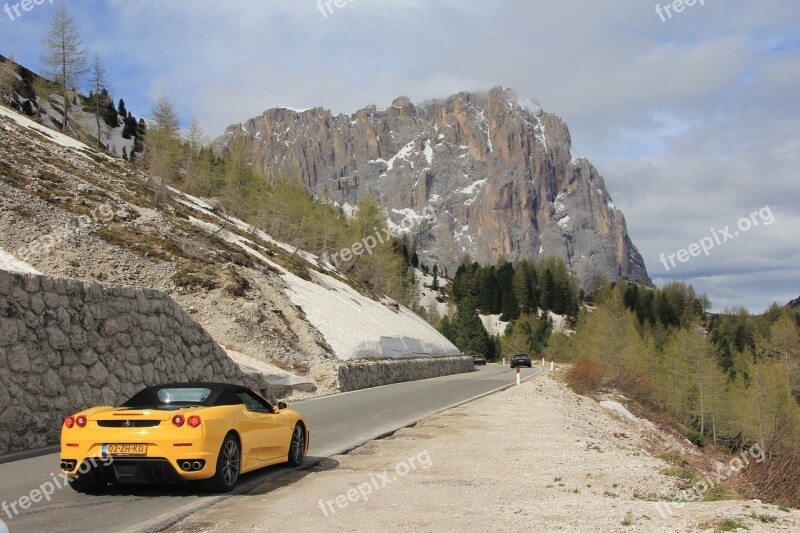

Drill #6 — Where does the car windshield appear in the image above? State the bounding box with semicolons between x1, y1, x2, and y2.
157;388;212;404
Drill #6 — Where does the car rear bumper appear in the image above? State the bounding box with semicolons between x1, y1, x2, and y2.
64;457;194;485
60;435;218;482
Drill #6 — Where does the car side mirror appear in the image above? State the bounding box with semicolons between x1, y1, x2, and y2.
277;401;288;410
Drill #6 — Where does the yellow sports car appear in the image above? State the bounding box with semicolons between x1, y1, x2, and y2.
59;382;309;493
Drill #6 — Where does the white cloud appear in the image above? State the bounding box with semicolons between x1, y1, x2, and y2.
1;0;797;311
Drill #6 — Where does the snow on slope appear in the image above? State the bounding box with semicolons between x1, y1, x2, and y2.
0;104;102;158
480;314;508;336
416;269;449;317
174;189;460;360
224;349;315;390
283;270;460;360
0;247;40;274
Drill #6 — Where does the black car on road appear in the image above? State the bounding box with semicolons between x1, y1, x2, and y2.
472;355;487;366
510;354;532;368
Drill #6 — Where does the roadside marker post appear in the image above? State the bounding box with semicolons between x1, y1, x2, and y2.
550;360;554;371
516;367;521;386
503;358;506;365
542;358;545;367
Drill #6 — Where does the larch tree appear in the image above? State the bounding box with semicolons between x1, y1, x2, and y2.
767;315;800;400
41;5;88;131
88;54;111;148
183;115;208;195
0;55;19;103
146;91;181;204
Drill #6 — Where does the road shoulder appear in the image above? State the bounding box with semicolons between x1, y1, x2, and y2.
168;373;800;532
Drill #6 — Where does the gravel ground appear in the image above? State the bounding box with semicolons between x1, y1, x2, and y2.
170;371;800;532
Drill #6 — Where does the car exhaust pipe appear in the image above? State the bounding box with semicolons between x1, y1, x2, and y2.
192;461;203;471
181;461;192;472
61;461;75;471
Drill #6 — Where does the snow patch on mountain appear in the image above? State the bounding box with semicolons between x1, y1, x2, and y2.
0;246;40;274
177;189;458;361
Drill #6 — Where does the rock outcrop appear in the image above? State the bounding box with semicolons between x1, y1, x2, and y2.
214;87;651;288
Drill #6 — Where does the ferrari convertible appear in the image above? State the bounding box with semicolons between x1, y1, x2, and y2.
59;382;309;493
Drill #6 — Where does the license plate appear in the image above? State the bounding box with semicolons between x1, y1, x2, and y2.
102;444;147;456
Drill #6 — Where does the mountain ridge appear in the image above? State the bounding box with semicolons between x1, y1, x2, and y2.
213;87;652;290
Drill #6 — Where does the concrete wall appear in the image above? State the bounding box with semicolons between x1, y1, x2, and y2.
337;356;474;393
0;270;275;455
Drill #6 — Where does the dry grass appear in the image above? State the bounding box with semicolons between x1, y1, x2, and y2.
565;359;603;394
732;451;800;508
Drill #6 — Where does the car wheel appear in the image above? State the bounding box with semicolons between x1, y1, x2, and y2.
287;424;306;467
204;433;240;493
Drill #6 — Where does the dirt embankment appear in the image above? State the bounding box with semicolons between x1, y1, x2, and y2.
170;371;800;532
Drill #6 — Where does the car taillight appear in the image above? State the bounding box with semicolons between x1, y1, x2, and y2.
187;415;201;428
64;416;75;428
75;416;87;428
172;414;185;427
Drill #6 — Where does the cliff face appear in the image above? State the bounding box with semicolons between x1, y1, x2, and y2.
213;87;651;288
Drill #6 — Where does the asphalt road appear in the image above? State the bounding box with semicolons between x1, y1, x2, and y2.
0;364;542;533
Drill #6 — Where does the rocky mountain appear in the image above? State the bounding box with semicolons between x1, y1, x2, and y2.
213;87;651;289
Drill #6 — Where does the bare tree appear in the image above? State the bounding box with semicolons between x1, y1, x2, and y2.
41;5;88;131
183;115;207;193
88;54;110;148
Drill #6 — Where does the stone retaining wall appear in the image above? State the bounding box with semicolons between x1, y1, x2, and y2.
0;270;274;455
337;356;474;393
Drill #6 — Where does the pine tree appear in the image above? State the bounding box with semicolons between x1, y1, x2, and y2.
512;261;532;313
541;269;555;311
500;287;519;321
118;98;127;118
131;118;146;159
450;296;491;355
104;96;118;128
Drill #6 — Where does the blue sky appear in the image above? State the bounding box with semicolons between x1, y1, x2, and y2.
1;0;798;313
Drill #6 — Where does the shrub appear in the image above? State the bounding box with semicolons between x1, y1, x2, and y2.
685;430;706;448
566;359;603;394
222;268;249;297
